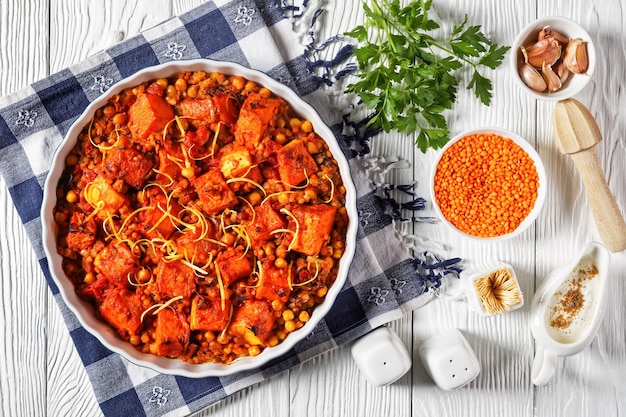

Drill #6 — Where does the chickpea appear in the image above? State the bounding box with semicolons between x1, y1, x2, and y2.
175;78;188;91
244;80;256;93
289;118;301;131
83;272;96;285
65;190;79;204
220;232;236;246
248;191;262;206
264;242;276;257
316;286;328;298
282;309;295;321
299;310;310;323
267;335;279;347
136;268;151;283
259;87;271;98
155;78;168;89
274;258;288;268
306;141;318;154
275;245;287;259
231;76;245;91
248;345;261;356
65;154;79;166
54;211;67;224
112;113;127;126
277;193;289;204
103;105;116;119
271;300;284;311
284;320;296;333
275;132;287;145
166;85;177;99
187;84;199;98
301;120;313;133
129;335;140;346
211;72;226;84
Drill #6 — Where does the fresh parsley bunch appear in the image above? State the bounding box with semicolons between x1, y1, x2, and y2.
345;0;510;152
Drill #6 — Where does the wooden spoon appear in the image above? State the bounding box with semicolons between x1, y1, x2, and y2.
553;98;626;252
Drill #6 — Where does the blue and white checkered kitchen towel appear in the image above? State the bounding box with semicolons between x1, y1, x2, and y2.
0;1;461;416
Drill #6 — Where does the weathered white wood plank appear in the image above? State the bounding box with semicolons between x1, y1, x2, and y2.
0;183;49;417
409;0;537;416
533;1;626;415
0;1;50;417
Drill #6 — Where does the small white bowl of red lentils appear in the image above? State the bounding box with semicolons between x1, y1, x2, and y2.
430;128;547;241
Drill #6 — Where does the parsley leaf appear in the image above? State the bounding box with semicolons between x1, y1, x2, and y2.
345;0;510;151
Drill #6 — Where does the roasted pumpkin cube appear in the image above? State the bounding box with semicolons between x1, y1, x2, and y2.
66;211;97;252
154;259;196;300
104;144;153;189
289;204;337;256
175;223;218;266
84;175;128;220
216;249;253;287
255;262;292;303
191;169;237;215
190;295;231;331
245;204;286;247
156;140;184;185
177;98;217;123
99;287;143;337
234;93;283;147
211;93;239;125
128;93;174;140
276;139;318;187
138;192;183;240
219;144;254;179
229;300;275;345
155;308;190;357
94;241;137;285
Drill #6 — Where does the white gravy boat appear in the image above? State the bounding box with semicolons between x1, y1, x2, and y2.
530;241;611;386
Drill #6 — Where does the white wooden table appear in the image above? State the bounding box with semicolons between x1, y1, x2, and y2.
1;1;625;416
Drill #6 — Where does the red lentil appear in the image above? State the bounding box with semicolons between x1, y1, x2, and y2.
433;133;539;238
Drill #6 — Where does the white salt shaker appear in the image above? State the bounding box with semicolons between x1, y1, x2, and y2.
418;328;480;390
351;326;412;387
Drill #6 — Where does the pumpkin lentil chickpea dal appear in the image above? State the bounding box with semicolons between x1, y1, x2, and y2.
53;69;349;365
433;132;540;238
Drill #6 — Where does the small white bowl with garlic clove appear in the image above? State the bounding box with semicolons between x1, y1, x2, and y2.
511;16;596;100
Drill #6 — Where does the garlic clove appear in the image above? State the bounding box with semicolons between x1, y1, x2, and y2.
541;63;562;92
554;61;570;84
523;38;562;68
563;38;589;74
519;63;548;92
538;26;570;45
